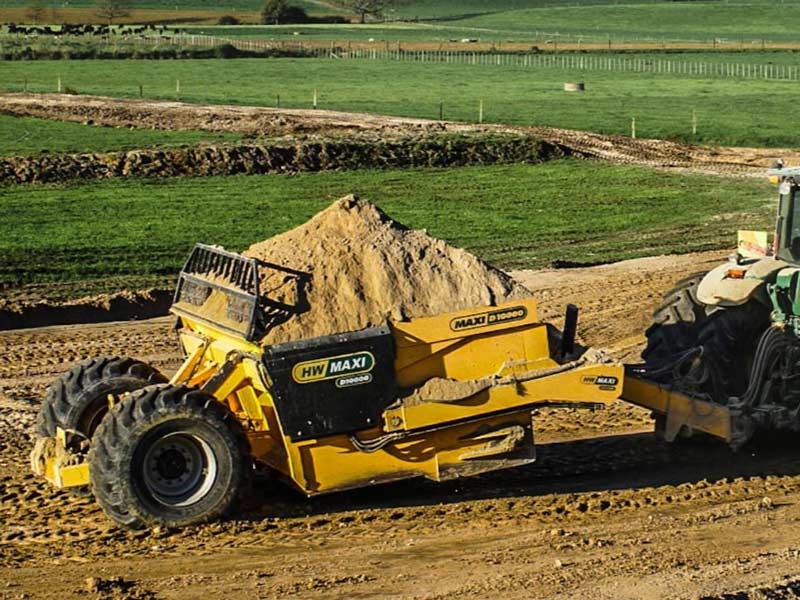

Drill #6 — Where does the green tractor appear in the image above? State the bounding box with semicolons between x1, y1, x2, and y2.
641;165;800;446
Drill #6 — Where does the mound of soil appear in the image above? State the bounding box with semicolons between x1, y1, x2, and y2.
244;195;531;344
0;136;561;185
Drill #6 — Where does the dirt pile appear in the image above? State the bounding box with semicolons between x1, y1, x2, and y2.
0;136;562;185
244;195;531;344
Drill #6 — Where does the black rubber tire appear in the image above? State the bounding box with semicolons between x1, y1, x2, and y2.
36;356;167;440
643;276;770;402
693;301;771;401
641;274;707;371
89;384;250;529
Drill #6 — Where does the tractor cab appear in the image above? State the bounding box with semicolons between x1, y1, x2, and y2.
769;165;800;264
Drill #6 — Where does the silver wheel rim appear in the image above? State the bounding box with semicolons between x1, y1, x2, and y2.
142;432;217;507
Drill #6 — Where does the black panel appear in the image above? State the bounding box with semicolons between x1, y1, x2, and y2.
263;326;396;441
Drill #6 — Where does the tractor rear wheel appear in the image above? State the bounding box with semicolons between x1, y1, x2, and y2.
641;275;707;375
643;277;770;402
89;384;250;529
692;301;770;401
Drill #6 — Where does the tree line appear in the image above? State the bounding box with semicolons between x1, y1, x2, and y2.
25;0;134;24
262;0;402;25
23;0;404;25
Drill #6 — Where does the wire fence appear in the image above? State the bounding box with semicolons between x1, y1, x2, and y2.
126;34;800;81
172;34;800;82
2;30;798;84
342;47;800;80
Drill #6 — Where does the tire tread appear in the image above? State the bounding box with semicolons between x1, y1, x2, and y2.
90;385;250;529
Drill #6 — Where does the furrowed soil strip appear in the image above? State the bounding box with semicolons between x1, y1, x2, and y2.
0;135;565;185
0;289;172;331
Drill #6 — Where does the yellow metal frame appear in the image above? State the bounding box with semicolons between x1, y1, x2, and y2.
37;427;91;489
622;375;734;442
385;299;621;432
47;461;90;488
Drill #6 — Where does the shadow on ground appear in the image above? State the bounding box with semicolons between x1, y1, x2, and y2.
238;429;800;521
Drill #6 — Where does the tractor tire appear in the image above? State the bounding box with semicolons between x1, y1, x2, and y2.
34;356;166;497
693;301;771;401
89;384;250;529
643;276;770;402
36;356;167;440
641;274;707;373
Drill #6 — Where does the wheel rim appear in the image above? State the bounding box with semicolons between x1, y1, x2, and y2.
141;432;217;507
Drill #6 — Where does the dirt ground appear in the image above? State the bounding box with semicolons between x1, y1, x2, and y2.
1;93;795;178
6;250;800;599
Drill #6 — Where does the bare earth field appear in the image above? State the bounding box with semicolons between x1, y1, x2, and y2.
1;93;795;178
6;250;800;599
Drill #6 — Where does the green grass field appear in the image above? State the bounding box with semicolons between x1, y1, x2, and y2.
2;57;798;147
450;3;800;42
0;160;772;297
185;22;800;45
0;114;240;156
179;1;800;42
391;0;691;19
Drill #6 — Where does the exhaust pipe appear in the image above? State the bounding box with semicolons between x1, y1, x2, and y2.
559;303;579;360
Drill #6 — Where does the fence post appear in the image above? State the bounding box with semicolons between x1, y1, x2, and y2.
631;117;636;139
439;101;444;120
313;89;318;109
57;75;62;93
479;99;483;124
692;109;697;135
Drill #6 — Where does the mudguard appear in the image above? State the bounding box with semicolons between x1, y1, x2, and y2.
696;257;789;307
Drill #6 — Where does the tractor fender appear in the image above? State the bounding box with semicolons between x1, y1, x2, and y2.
696;257;789;307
